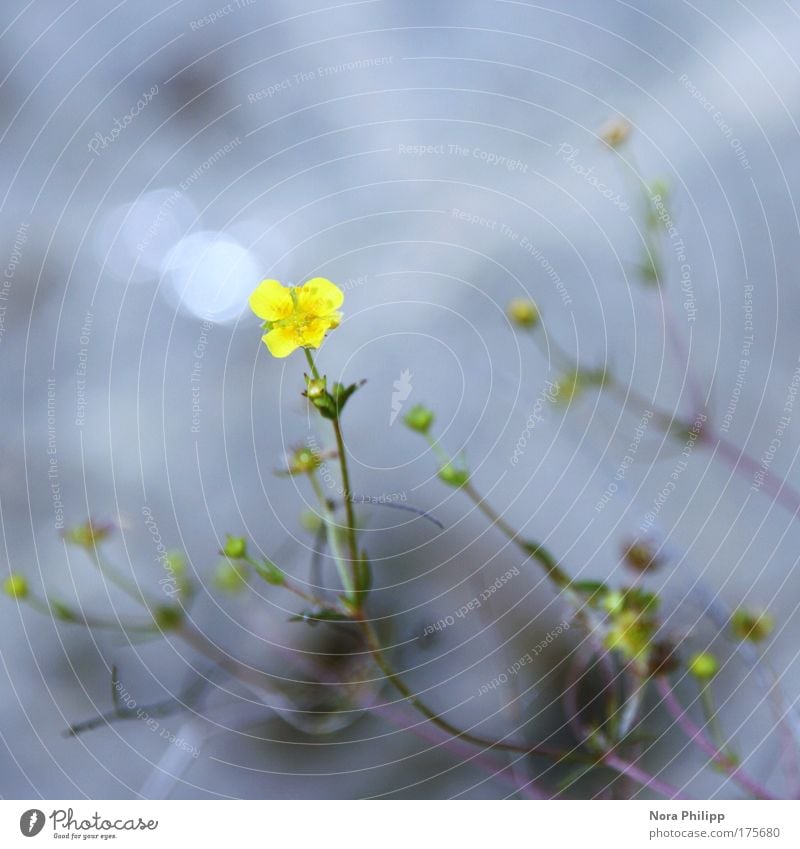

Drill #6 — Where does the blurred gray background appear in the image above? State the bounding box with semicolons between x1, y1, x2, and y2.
1;0;800;799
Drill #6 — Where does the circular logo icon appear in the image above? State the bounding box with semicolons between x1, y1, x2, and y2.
19;810;46;837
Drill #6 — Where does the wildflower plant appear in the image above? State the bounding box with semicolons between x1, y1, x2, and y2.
4;129;795;801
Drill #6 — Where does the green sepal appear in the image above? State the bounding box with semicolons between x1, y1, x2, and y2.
253;558;285;586
289;608;352;626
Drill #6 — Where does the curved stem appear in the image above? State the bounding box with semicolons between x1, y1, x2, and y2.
530;328;690;437
711;428;800;518
28;596;160;634
357;615;584;763
602;753;686;800
87;550;159;609
461;480;572;590
699;684;738;765
655;676;774;799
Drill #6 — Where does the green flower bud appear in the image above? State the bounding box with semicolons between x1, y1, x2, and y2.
165;551;186;575
153;605;183;630
300;509;323;533
64;520;112;548
305;376;327;400
602;590;626;617
687;652;719;681
507;298;539;329
603;611;653;662
215;561;248;594
404;404;435;435
3;574;28;599
553;371;583;405
50;601;78;622
288;446;321;475
438;463;469;488
731;609;774;644
222;535;247;560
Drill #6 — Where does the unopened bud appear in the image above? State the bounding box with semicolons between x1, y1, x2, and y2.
3;574;28;599
598;116;631;148
507;298;539;328
404;404;435;435
687;651;719;681
731;609;774;644
222;535;247;560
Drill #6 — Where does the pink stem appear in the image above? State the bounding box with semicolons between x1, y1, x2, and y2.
375;703;546;799
710;429;800;518
603;753;686;800
269;643;548;798
656;677;775;799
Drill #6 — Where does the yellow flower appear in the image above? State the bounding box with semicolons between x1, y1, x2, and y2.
249;277;344;358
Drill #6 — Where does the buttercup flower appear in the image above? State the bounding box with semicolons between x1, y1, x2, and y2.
249;277;344;358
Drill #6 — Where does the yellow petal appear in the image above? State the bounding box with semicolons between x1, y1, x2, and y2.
295;277;344;317
262;326;301;358
300;317;333;349
249;279;293;321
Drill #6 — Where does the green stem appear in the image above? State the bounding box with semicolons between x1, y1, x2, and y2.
87;550;156;608
700;685;738;765
529;329;687;437
304;347;359;567
461;480;573;590
303;347;321;380
28;597;159;633
308;473;356;601
357;616;586;763
244;554;327;608
331;416;359;565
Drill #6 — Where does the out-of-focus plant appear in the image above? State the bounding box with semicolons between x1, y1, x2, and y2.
3;122;793;800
